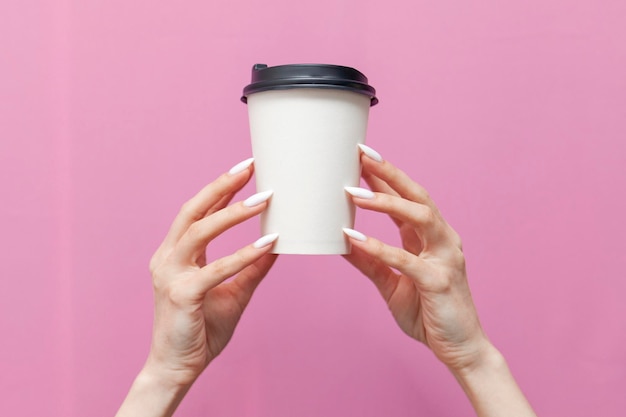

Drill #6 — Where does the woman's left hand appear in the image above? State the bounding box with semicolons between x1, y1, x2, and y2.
145;160;278;388
343;147;490;374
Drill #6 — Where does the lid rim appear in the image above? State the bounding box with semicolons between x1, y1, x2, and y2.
242;63;378;106
241;84;379;106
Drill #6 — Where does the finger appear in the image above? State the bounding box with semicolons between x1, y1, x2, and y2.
343;228;437;291
361;154;437;212
361;170;404;229
206;192;236;216
343;245;400;303
345;188;442;248
362;168;399;197
227;253;279;308
162;158;255;252
173;191;273;263
360;171;423;253
190;234;279;296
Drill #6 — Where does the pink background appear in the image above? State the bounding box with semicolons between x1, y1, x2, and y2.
1;1;625;416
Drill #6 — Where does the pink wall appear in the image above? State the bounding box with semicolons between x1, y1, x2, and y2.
1;1;625;415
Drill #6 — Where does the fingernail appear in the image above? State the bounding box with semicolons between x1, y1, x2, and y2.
358;144;383;162
345;186;375;199
343;228;367;242
253;233;279;248
228;157;254;175
243;190;273;207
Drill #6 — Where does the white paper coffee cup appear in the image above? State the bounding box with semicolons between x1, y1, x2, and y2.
242;64;378;255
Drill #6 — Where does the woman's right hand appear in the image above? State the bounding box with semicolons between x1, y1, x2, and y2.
343;145;536;416
344;148;489;373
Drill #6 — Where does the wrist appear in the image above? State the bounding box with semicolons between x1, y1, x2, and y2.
449;343;537;417
451;340;505;382
141;357;200;392
138;366;190;393
116;365;193;417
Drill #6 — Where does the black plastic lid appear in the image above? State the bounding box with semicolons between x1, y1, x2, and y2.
241;63;378;106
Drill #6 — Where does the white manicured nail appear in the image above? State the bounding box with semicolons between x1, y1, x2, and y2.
345;186;375;199
228;157;254;175
253;233;279;248
358;144;383;162
343;228;367;242
243;190;273;207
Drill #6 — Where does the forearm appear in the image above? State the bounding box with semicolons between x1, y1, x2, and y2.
452;344;536;417
115;366;192;417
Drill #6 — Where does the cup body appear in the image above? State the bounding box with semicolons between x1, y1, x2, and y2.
247;88;371;254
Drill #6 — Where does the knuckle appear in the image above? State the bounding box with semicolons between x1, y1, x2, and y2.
216;204;245;228
376;239;411;269
186;221;205;242
421;206;436;226
435;251;466;292
370;238;387;257
426;265;454;293
149;248;168;274
233;247;249;265
437;273;453;292
206;247;252;281
392;250;412;268
150;262;180;296
151;269;168;293
217;250;246;276
149;255;159;274
369;239;413;270
451;231;463;250
154;272;196;306
397;250;413;266
165;284;188;307
451;247;466;270
210;257;228;278
230;203;249;219
378;194;396;211
180;201;204;222
386;164;401;183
